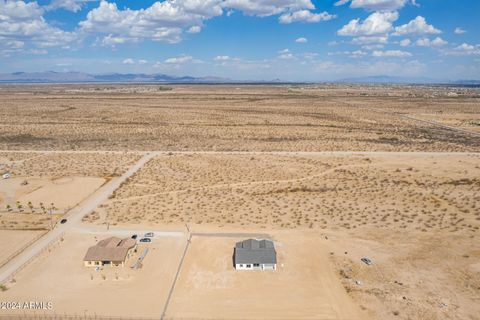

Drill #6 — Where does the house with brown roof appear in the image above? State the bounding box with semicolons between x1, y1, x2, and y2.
83;237;137;267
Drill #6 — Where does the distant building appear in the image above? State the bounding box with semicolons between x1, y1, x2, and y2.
83;237;137;267
234;239;277;271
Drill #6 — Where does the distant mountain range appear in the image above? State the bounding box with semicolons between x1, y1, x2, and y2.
0;71;230;84
0;71;479;85
336;75;480;85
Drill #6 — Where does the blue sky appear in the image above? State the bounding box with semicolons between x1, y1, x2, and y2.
0;0;479;80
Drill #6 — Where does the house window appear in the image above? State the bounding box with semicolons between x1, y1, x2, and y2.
253;263;260;267
246;264;251;268
95;261;100;265
239;264;243;267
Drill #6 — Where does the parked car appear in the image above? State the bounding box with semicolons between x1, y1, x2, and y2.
361;257;373;265
131;234;138;240
140;238;151;243
60;219;67;224
144;232;154;238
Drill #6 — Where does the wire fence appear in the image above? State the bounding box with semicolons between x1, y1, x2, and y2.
0;232;65;285
0;230;48;270
0;314;297;320
0;315;160;320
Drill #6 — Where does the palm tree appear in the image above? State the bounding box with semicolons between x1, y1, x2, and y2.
27;201;34;214
40;202;46;214
49;202;56;230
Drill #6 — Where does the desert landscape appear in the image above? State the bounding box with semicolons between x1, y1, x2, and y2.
0;85;479;152
0;84;479;320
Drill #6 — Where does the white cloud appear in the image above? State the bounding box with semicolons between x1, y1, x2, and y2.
278;48;294;59
334;0;411;11
416;37;447;47
338;11;398;37
362;44;384;50
122;58;134;64
0;0;44;19
0;0;76;51
352;35;388;44
78;0;323;45
46;0;99;13
100;34;127;47
443;43;480;56
165;55;194;64
454;27;466;34
214;55;230;61
79;0;223;44
350;50;367;57
279;10;336;24
430;37;447;46
456;43;475;51
372;49;412;57
223;0;314;17
399;38;411;46
187;25;202;33
330;50;368;58
138;59;148;64
393;16;441;36
295;37;308;43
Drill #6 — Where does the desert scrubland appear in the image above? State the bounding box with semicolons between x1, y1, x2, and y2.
0;84;479;152
0;84;479;320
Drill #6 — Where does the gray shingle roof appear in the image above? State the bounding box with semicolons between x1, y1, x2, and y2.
234;239;277;265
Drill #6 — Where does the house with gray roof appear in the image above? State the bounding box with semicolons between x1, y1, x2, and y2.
234;239;277;271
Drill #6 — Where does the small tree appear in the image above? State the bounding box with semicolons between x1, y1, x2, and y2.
16;201;23;213
40;202;46;214
6;204;12;212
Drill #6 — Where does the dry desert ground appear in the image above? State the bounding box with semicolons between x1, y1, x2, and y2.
0;84;479;320
0;84;479;152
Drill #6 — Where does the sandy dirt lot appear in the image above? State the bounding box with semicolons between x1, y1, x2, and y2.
0;151;140;230
1;177;105;210
166;232;367;320
1;232;186;318
327;229;480;320
0;177;105;230
0;230;45;266
17;177;105;209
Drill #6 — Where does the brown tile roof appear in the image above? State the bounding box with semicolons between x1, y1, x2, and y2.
83;237;136;262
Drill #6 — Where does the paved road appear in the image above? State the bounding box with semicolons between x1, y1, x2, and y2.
0;152;156;284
